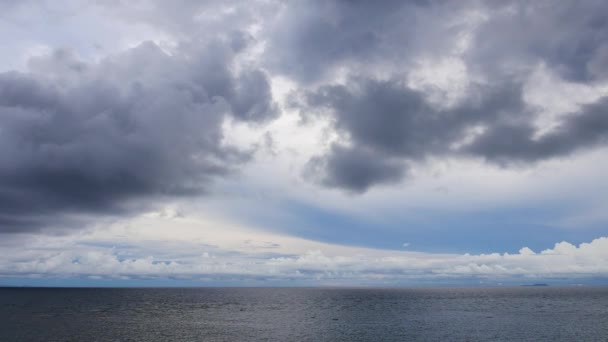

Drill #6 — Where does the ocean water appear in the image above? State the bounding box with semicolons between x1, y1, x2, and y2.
1;287;607;341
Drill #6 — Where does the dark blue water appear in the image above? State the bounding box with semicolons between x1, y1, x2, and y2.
1;287;607;341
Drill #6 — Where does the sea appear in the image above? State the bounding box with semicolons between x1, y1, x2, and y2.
1;287;607;341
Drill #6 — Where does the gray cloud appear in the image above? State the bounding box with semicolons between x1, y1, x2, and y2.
3;0;608;222
466;96;608;164
299;77;530;192
268;0;608;192
300;74;608;192
0;40;276;233
305;144;407;193
264;0;466;84
470;1;608;83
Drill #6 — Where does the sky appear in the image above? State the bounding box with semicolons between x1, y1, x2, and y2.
1;0;608;287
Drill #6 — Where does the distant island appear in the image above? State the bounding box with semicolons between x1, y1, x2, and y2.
521;283;549;287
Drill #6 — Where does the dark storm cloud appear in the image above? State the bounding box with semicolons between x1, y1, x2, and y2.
0;40;276;233
264;0;465;83
299;78;529;192
231;70;278;122
300;75;608;192
269;0;608;192
470;1;608;82
466;96;608;163
3;0;608;221
304;78;527;155
305;144;407;193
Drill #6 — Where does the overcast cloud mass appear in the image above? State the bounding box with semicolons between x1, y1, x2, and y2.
1;0;608;286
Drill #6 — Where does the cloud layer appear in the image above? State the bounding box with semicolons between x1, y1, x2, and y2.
2;0;608;227
1;213;606;284
1;0;608;284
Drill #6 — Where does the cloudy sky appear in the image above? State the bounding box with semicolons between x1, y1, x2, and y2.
1;0;608;286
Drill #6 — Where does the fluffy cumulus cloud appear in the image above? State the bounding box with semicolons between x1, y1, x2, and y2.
1;0;608;284
0;4;276;232
1;213;607;284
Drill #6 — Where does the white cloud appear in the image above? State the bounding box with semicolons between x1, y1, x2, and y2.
1;212;606;284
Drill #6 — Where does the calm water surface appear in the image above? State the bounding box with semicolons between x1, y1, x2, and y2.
1;287;607;341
